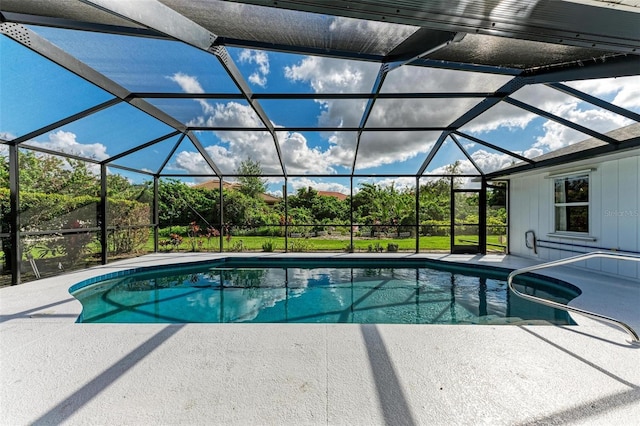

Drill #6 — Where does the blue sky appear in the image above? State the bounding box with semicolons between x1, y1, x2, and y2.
1;25;639;196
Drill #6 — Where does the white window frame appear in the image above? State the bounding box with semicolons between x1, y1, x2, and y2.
552;172;590;236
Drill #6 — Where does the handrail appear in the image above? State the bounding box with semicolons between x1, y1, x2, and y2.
507;251;640;345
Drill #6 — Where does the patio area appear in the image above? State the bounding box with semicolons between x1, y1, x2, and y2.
1;253;638;425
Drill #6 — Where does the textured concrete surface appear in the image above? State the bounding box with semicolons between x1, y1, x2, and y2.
1;253;638;425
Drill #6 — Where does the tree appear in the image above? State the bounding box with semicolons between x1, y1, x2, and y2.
286;187;348;225
158;179;218;228
419;177;450;222
0;154;8;190
236;158;267;198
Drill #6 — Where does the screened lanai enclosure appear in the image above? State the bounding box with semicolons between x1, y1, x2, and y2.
1;1;639;284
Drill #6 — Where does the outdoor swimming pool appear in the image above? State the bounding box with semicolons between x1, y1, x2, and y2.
70;258;580;324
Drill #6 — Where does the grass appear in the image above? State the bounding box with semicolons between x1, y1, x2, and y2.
3;232;503;267
156;234;506;253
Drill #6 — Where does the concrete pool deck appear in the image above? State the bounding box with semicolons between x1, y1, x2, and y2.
1;253;638;425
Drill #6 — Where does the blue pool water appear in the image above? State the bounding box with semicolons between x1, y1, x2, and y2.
70;258;580;324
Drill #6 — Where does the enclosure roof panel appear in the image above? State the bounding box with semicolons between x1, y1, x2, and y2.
1;0;639;180
3;0;639;67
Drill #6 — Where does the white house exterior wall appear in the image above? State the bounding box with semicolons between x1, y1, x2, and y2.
508;150;640;280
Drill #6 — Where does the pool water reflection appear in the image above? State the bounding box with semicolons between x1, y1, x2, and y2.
71;259;580;324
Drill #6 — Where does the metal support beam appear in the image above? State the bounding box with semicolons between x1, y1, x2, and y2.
108;163;156;177
450;134;484;176
186;131;222;177
1;11;167;39
416;76;530;175
384;30;464;72
352;65;387;173
210;46;287;177
188;126;453;132
504;97;620;145
157;133;186;175
547;83;640;123
349;176;354;253
284;179;289;253
449;177;454;252
153;176;159;253
417;132;450;176
447;76;527;131
100;164;108;265
11;98;122;145
524;55;640;84
16;145;101;165
415;176;420;254
133;92;500;100
479;179;487;255
8;144;20;285
453;131;533;164
103;131;181;165
219;178;224;253
352;31;462;173
79;0;216;50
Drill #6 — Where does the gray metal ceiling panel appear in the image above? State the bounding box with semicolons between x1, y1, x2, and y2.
3;0;636;69
158;0;420;57
426;34;619;70
0;0;146;29
228;0;640;53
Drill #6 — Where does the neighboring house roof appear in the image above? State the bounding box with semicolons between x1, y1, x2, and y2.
193;180;241;191
193;179;281;205
260;193;281;204
491;122;640;177
317;191;348;201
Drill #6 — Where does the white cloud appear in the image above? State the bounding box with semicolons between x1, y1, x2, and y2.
470;149;520;173
167;72;343;176
168;72;215;114
533;102;632;152
167;72;205;93
166;58;640;177
284;56;527;169
570;76;640;110
0;131;17;141
279;132;335;174
463;77;638;157
523;147;544;158
463;102;537;134
249;73;267;87
285;56;370;93
239;50;270;87
173;150;212;174
27;130;109;160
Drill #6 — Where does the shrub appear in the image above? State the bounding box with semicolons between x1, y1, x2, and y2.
368;242;383;253
229;240;244;252
107;199;151;255
262;240;275;252
387;243;399;252
289;240;310;252
0;188;150;261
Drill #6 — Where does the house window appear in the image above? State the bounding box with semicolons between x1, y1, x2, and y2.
554;174;589;233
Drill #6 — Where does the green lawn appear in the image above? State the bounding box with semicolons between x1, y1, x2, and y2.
4;233;504;265
154;234;506;253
